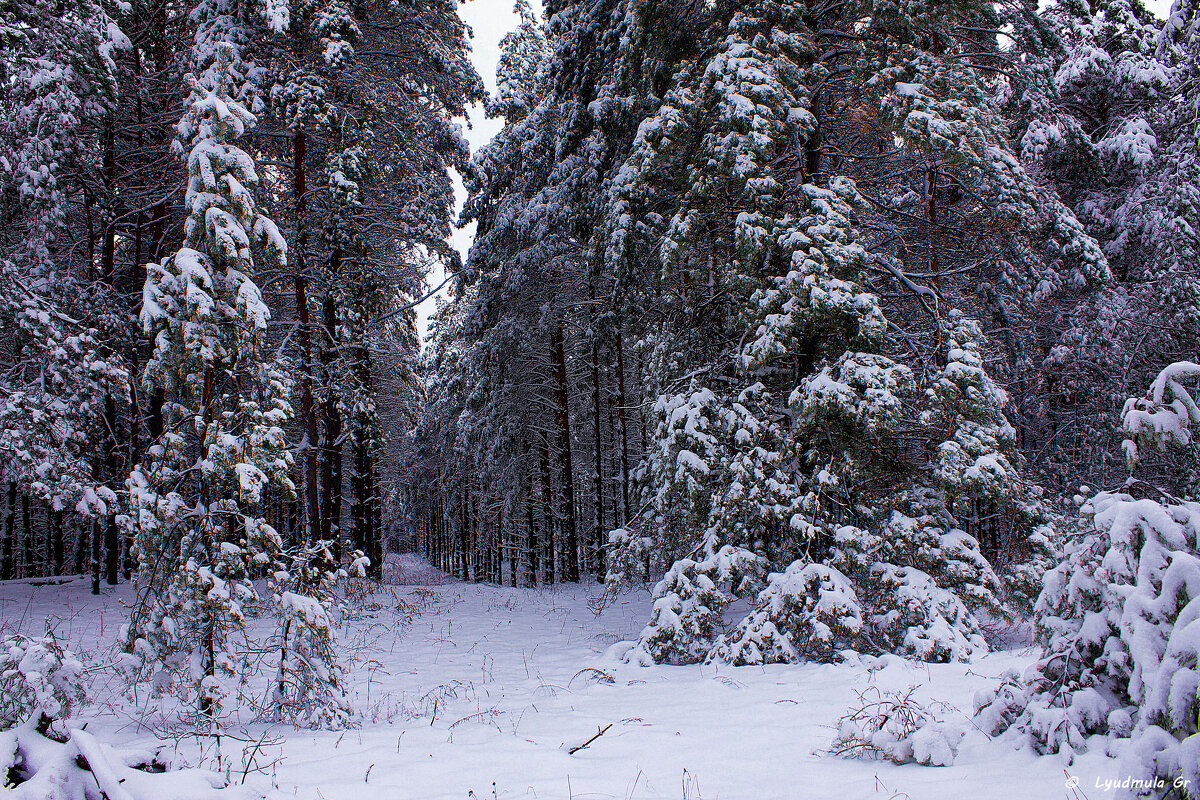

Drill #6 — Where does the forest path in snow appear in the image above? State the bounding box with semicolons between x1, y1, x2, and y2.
2;557;1113;799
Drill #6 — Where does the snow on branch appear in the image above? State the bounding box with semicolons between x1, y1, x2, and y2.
1122;361;1200;469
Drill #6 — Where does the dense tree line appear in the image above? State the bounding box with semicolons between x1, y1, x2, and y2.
0;0;481;588
406;0;1198;655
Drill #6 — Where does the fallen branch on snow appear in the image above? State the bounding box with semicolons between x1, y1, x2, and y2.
568;723;613;755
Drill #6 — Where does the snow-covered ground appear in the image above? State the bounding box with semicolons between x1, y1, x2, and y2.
1;556;1118;799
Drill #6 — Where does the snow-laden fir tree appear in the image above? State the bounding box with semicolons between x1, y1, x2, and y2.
919;311;1059;613
126;43;348;727
489;0;546;122
975;360;1200;788
592;0;1096;667
0;634;87;734
979;11;1200;740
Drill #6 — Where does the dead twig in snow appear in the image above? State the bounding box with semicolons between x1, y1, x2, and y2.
568;723;613;754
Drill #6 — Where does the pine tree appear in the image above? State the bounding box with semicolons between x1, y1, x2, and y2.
1024;0;1199;498
597;0;1087;664
126;44;327;725
976;360;1200;780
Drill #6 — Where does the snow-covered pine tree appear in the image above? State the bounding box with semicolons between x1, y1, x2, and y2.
126;43;350;727
489;0;547;122
1020;0;1200;501
975;360;1200;784
604;73;1004;663
618;380;776;663
924;312;1025;525
919;310;1058;610
0;633;87;734
604;0;835;660
593;0;1093;667
0;0;120;275
707;560;865;666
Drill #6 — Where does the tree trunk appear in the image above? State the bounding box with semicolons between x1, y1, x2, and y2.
614;331;630;528
429;492;439;570
926;163;941;294
539;435;555;584
550;326;579;582
803;91;821;187
100;119;122;585
91;519;101;595
20;492;32;579
320;293;343;560
43;504;53;576
51;509;63;576
148;388;165;440
293;129;322;549
506;502;516;587
105;516;120;586
524;456;538;587
349;337;380;577
197;372;218;726
371;459;383;575
1;482;15;580
496;504;505;585
437;492;447;573
199;613;216;725
473;494;484;583
101;118;117;284
129;46;144;483
351;435;368;557
105;394;120;585
126;352;140;582
459;489;471;580
72;521;86;575
633;348;646;469
590;322;605;581
71;520;85;575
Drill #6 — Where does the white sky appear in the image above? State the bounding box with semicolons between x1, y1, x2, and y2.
414;0;1178;343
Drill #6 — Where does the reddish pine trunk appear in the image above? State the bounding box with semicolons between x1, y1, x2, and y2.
550;326;579;582
293;129;322;548
320;292;343;558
